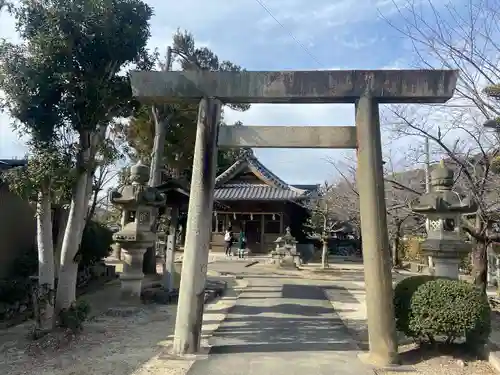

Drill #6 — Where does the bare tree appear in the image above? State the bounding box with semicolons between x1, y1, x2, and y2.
326;153;425;266
381;0;500;291
304;182;353;269
384;156;427;266
86;128;124;224
390;108;500;290
323;158;360;227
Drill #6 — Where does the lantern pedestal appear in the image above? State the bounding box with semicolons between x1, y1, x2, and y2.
433;259;460;279
119;247;148;304
111;243;122;260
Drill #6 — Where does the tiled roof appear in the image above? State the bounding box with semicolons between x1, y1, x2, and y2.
0;159;27;171
214;183;303;201
214;150;319;201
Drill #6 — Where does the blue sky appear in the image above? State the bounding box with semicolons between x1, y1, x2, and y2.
0;0;460;184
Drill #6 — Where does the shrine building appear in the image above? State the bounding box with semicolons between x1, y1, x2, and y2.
210;149;318;254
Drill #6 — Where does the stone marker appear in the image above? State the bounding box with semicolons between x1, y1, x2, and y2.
164;205;179;292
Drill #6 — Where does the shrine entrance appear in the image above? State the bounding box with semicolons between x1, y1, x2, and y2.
242;219;260;252
129;69;458;364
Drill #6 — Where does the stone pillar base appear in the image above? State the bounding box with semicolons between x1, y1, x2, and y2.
358;351;400;368
278;255;299;269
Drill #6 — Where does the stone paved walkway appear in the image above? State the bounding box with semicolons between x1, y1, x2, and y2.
187;261;375;375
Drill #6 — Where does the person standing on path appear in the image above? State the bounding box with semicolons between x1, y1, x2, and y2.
224;226;234;256
238;230;247;259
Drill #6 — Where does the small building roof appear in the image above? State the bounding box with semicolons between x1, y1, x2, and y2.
155;178;190;207
214;149;318;201
215;183;305;201
0;159;27;171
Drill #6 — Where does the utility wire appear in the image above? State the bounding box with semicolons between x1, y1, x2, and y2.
252;0;323;68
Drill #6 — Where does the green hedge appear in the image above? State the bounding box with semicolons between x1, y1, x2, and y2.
1;220;113;307
393;275;491;346
410;278;491;345
78;220;113;267
394;275;437;336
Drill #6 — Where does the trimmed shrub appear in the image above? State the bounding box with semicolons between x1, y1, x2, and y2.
78;220;113;267
394;275;437;336
58;299;91;333
409;278;491;346
8;244;38;279
0;279;31;304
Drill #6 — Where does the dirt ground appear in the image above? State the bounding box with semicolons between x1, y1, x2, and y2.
375;343;496;375
0;269;238;375
0;304;194;375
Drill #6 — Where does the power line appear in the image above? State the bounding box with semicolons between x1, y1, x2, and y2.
252;0;323;68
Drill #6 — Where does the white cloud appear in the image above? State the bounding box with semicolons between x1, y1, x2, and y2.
254;0;448;37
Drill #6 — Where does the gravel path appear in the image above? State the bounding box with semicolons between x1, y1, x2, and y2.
191;262;375;375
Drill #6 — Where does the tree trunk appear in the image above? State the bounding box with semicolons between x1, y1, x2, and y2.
36;190;55;331
143;107;169;275
473;240;488;293
145;48;172;275
321;240;329;269
148;107;167;188
54;206;68;279
472;216;488;293
82;171;94;233
55;128;103;312
86;179;99;223
391;236;400;268
55;171;89;312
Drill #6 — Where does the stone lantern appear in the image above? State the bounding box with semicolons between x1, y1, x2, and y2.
409;160;477;279
271;227;301;268
109;161;166;304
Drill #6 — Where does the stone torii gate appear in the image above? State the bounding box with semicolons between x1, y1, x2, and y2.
129;69;458;366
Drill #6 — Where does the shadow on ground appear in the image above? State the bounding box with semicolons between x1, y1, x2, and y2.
209;316;356;354
205;283;359;355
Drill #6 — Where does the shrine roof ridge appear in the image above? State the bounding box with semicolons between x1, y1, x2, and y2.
215;150;289;190
130;69;458;104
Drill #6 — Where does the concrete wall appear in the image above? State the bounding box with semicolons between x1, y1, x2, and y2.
0;184;36;278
